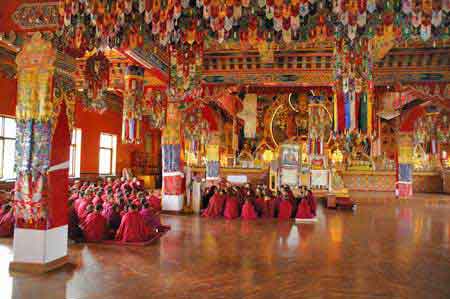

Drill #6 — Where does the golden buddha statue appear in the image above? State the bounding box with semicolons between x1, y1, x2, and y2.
238;143;254;168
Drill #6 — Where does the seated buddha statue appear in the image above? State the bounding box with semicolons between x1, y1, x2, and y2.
347;135;373;171
238;143;254;168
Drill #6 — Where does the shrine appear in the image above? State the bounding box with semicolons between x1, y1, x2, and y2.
0;1;449;298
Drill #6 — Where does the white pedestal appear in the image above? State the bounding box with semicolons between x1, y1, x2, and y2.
12;225;68;264
10;225;68;273
162;194;184;212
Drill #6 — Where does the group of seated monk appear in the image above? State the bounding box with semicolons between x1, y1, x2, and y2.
201;183;317;220
69;177;166;243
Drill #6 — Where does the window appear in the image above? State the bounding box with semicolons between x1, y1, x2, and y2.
69;128;82;178
99;133;117;175
0;116;16;180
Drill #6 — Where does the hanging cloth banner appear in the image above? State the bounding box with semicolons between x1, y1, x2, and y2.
359;92;368;133
344;93;351;129
206;144;220;180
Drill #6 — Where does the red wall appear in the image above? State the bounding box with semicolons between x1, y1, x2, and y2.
0;77;17;115
0;76;153;176
74;102;146;175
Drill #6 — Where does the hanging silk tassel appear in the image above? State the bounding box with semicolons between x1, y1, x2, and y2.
367;82;373;135
333;90;338;132
359;92;368;133
345;93;351;129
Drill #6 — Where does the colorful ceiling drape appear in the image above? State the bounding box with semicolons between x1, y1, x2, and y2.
59;0;449;51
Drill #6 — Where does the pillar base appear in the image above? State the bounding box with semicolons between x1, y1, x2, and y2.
9;255;68;274
11;225;68;274
162;194;184;212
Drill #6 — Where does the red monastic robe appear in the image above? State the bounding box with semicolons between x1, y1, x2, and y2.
140;208;161;229
254;197;265;216
81;212;107;242
261;198;275;218
148;195;162;211
307;194;317;216
0;211;14;237
223;196;240;220
296;199;314;219
202;193;225;218
115;211;156;242
241;200;257;220
278;200;293;220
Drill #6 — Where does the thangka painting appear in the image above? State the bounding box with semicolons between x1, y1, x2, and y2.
143;89;166;129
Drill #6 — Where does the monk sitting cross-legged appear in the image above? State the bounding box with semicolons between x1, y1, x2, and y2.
278;191;293;220
0;204;14;237
115;204;157;243
202;189;225;218
81;204;107;242
241;192;257;220
140;202;162;230
223;188;240;220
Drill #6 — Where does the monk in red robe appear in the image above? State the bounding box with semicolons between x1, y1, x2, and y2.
79;204;94;223
115;204;157;242
140;202;161;229
241;192;257;220
306;190;317;216
68;200;83;242
278;195;293;220
81;205;107;242
0;204;14;237
77;193;92;217
104;204;121;238
223;190;240;220
296;199;314;219
254;188;265;217
261;195;275;218
147;192;162;211
202;189;225;218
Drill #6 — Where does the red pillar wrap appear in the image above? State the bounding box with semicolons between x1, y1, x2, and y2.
47;103;70;228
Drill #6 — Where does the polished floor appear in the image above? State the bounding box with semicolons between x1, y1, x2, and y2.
1;192;450;299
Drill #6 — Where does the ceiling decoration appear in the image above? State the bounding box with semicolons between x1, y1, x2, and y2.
12;2;59;30
59;0;449;51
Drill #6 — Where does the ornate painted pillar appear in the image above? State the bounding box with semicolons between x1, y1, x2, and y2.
10;33;75;273
122;65;144;144
161;102;184;211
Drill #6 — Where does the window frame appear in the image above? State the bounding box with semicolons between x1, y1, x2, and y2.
69;128;82;178
0;115;16;181
99;133;117;176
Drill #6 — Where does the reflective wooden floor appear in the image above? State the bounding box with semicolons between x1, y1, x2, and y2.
1;192;450;299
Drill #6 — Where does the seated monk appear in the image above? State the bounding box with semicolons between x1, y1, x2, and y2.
105;204;122;237
278;195;293;220
202;189;225;218
223;189;240;220
68;200;83;242
241;193;257;220
148;191;162;211
115;204;157;243
81;205;107;242
76;192;92;217
254;189;265;217
92;191;103;206
0;204;14;237
79;204;94;223
140;202;161;229
306;190;317;216
296;198;314;219
261;195;275;218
